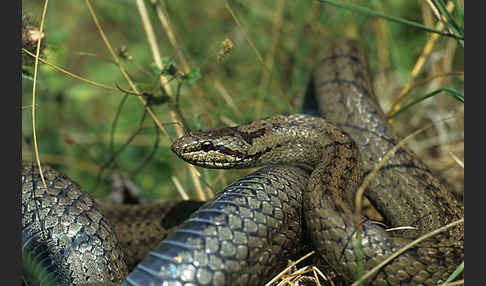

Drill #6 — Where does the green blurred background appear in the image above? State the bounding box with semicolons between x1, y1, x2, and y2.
21;0;464;202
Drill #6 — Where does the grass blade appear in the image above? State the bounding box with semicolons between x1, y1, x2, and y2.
441;261;464;285
316;0;463;40
388;88;464;120
431;0;461;33
452;0;464;31
22;248;62;286
429;0;464;46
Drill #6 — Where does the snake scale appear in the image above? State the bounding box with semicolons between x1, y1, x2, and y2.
22;39;463;285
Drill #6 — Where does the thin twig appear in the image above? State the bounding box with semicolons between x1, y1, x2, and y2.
84;0;171;141
224;0;264;65
409;71;464;92
130;122;161;178
72;50;116;64
31;0;49;190
224;0;294;114
213;80;242;119
95;126;147;187
155;1;190;73
23;48;118;92
154;0;210;125
110;94;130;155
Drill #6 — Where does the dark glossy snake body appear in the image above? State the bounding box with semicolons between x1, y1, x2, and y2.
21;39;463;285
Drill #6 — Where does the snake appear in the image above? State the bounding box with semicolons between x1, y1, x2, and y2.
21;39;463;285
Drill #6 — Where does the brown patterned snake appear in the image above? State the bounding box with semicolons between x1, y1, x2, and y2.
22;39;463;285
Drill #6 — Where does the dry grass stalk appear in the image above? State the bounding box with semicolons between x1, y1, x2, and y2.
388;1;455;120
31;0;50;190
134;0;206;200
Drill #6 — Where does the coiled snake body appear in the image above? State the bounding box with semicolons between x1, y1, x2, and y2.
22;40;463;285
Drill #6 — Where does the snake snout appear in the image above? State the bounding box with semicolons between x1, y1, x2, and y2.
170;137;183;155
171;134;199;156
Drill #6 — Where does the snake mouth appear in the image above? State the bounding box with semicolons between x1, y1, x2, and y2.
174;149;244;169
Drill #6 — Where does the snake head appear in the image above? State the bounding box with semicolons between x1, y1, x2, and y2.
171;127;257;169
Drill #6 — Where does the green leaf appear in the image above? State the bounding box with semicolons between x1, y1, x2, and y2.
388;88;464;120
150;62;163;76
186;67;201;84
151;58;178;77
162;57;178;76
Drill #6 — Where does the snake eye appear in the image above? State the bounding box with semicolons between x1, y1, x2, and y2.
201;141;213;151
